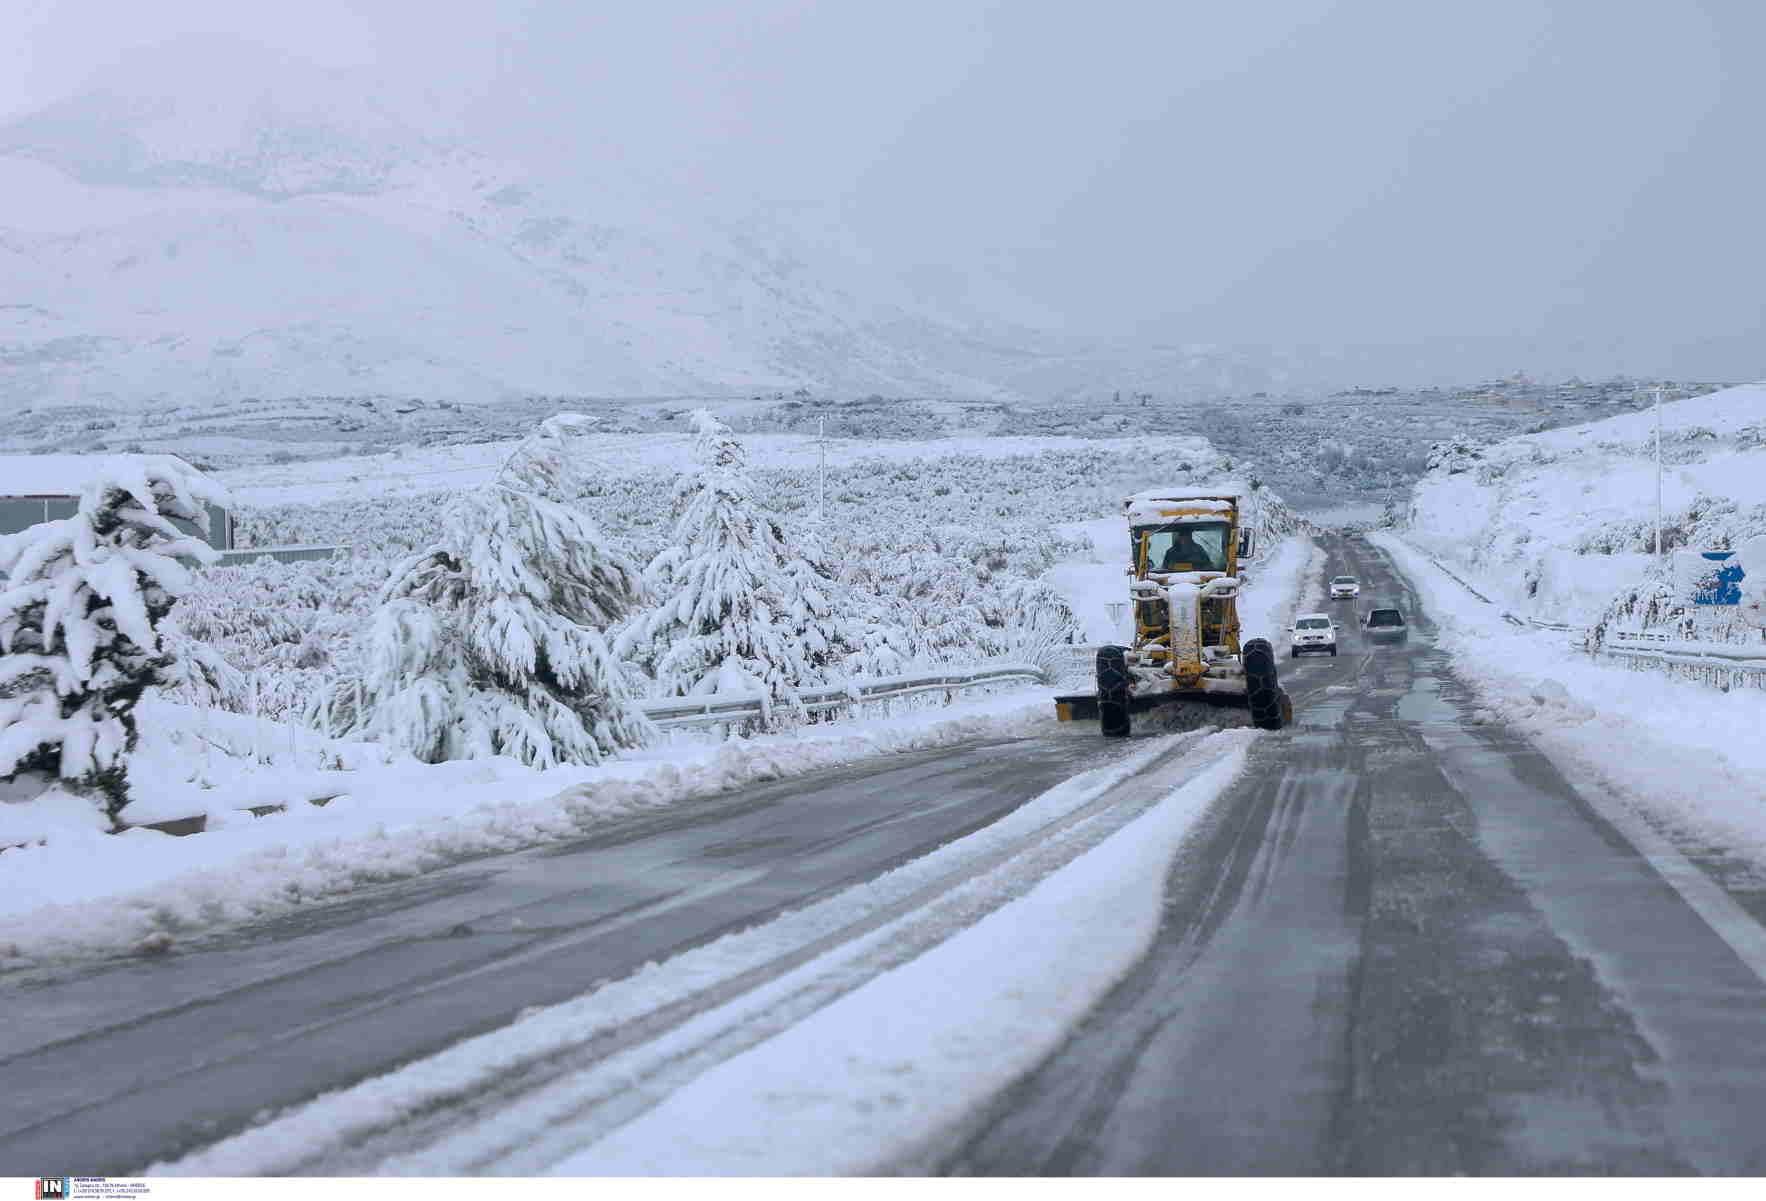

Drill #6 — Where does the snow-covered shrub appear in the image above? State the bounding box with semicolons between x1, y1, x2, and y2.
0;456;226;826
166;555;373;720
1425;439;1485;475
618;411;858;725
335;429;650;766
975;577;1080;679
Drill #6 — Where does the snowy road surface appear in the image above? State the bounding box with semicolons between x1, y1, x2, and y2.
2;732;1159;1174
945;534;1766;1175
11;534;1766;1175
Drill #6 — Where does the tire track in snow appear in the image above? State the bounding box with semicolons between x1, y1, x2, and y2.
158;726;1241;1175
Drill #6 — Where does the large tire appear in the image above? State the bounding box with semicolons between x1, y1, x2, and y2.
1097;645;1131;738
1243;637;1288;731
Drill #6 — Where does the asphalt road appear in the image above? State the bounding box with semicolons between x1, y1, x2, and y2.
0;730;1138;1176
16;534;1766;1176
945;533;1766;1175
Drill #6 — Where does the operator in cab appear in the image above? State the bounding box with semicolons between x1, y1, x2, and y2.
1160;527;1220;572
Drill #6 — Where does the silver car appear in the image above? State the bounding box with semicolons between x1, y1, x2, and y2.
1329;575;1360;599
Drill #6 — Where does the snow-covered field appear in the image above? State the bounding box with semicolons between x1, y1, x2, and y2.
217;430;1193;508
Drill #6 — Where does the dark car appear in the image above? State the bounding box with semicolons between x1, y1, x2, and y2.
1362;606;1409;643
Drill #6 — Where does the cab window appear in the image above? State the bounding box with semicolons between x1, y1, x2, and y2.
1138;522;1229;573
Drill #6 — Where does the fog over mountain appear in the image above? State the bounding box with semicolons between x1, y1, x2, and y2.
3;5;1762;408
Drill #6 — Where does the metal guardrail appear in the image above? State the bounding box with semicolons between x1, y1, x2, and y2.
214;544;349;568
637;662;1047;727
1600;629;1766;676
1606;629;1766;658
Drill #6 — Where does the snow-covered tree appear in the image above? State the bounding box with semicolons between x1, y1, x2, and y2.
0;456;226;826
334;425;650;766
618;410;857;723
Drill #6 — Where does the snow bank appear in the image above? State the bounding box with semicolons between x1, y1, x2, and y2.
1405;382;1766;626
0;688;1059;964
1370;531;1766;871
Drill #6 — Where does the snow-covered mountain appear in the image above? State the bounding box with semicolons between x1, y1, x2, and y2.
8;37;1196;409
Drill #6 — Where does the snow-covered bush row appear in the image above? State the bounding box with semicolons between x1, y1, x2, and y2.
1402;382;1766;634
750;396;952;440
165;556;372;719
190;433;1295;726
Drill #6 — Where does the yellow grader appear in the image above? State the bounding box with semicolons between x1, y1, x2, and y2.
1055;485;1292;736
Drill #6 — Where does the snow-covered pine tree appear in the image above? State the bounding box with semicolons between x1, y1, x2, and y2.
337;422;650;766
0;455;226;827
617;410;856;725
775;522;867;719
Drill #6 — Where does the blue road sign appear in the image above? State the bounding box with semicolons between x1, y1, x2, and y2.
1693;551;1743;605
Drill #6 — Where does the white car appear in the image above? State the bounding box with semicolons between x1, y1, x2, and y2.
1329;575;1361;599
1290;612;1339;657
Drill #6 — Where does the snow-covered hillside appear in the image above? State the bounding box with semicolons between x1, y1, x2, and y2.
0;37;1307;409
0;38;1008;406
1403;381;1766;626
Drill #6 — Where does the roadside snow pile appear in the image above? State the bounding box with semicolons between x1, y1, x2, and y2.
0;689;1055;964
1371;532;1766;871
1404;381;1766;628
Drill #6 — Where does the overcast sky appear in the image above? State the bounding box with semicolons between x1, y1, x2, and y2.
7;0;1763;379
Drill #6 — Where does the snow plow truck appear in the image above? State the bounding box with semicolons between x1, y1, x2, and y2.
1055;485;1292;736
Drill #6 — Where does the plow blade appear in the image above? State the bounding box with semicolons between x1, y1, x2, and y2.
1053;690;1254;722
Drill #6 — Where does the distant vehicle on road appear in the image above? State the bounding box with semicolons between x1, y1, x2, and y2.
1363;606;1409;643
1329;575;1361;599
1290;613;1339;657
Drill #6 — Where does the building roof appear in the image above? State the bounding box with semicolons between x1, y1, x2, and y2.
0;454;216;500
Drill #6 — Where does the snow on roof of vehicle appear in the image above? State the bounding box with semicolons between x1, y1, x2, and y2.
0;453;212;499
1295;612;1333;622
1123;482;1248;524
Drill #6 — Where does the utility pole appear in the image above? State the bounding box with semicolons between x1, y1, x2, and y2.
816;414;826;525
1654;385;1664;559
